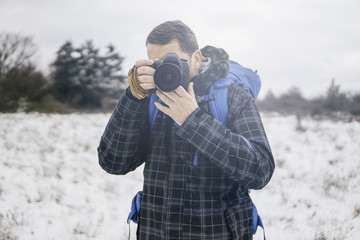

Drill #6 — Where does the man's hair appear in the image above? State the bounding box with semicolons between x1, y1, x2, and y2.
146;20;199;55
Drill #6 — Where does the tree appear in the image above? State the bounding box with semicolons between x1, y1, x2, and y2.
0;32;36;78
0;66;51;112
51;40;125;109
256;90;278;112
51;41;80;104
0;32;61;113
323;79;349;111
277;87;309;114
349;93;360;115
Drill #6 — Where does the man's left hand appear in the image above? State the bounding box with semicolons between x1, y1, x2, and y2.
155;82;198;126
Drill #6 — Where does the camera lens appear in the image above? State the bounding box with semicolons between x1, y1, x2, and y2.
154;62;182;92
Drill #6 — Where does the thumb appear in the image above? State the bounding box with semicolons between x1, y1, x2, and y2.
188;82;195;98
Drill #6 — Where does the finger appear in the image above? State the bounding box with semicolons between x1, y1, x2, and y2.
187;82;195;98
135;59;154;68
160;90;178;102
154;101;170;115
156;90;175;104
174;86;187;97
137;66;155;76
137;75;154;83
139;83;156;90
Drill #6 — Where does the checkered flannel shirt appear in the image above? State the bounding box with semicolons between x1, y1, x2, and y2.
98;84;275;240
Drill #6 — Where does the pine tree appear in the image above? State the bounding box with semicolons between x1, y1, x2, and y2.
51;40;125;109
51;41;80;104
323;79;348;112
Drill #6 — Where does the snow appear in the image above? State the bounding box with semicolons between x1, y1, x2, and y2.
0;112;359;239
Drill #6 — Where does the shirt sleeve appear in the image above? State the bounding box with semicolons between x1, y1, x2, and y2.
97;88;149;175
176;85;275;190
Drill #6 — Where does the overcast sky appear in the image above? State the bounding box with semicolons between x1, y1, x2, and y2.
1;0;359;98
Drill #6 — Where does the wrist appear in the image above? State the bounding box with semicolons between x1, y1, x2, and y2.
128;66;151;100
126;87;148;102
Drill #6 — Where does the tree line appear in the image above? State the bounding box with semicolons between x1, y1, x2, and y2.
257;80;360;121
0;32;125;113
1;31;359;119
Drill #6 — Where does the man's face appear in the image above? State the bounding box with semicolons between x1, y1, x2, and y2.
147;40;199;79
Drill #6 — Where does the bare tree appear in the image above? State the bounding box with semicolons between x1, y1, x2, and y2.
0;32;37;77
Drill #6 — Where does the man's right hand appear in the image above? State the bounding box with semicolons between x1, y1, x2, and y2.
131;59;156;97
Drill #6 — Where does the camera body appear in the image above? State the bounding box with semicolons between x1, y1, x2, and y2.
150;53;190;92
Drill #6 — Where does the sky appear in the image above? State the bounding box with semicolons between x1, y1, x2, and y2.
1;0;359;99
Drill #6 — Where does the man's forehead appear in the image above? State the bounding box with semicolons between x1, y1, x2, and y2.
147;40;190;60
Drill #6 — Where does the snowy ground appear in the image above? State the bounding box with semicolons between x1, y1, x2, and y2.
0;112;359;240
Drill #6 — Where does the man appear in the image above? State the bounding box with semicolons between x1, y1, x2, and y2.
98;20;275;240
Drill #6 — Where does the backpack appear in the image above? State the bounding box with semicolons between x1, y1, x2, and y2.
128;60;266;240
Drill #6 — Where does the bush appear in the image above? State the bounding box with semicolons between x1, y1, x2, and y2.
349;93;360;116
0;66;64;113
257;87;310;115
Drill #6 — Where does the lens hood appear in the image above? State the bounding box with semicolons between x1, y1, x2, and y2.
154;63;182;92
152;53;190;92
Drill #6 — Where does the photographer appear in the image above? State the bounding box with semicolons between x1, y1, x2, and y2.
98;20;275;240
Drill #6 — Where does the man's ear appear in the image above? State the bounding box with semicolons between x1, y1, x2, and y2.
191;49;202;75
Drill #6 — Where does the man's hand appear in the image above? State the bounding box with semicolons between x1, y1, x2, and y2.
154;82;198;126
129;59;156;98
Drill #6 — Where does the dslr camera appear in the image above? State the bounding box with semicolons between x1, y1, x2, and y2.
150;53;190;92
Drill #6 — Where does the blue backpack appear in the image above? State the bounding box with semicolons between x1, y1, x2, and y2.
128;60;265;239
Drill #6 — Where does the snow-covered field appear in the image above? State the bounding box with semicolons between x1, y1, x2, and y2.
0;112;359;240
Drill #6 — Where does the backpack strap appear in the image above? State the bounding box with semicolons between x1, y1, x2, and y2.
127;95;159;239
226;60;261;101
149;94;179;135
205;60;261;128
149;94;159;135
205;67;265;240
195;75;256;166
253;204;266;240
250;189;266;240
127;191;143;240
127;191;142;224
208;78;233;126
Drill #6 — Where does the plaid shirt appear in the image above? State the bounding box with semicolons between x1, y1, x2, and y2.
98;83;275;240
